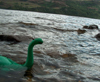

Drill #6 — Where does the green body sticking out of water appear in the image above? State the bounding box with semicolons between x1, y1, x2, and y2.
0;38;43;70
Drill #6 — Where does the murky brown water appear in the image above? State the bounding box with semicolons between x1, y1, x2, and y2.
0;9;100;82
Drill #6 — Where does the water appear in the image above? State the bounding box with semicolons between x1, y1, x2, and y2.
0;9;100;82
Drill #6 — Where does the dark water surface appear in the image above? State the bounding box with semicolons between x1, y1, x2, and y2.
0;9;100;82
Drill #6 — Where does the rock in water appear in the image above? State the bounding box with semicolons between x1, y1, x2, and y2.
95;33;100;41
83;24;98;29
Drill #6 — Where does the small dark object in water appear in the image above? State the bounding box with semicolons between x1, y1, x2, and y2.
24;69;34;78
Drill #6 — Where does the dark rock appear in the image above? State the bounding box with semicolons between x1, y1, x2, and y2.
89;25;98;29
0;35;20;43
83;25;98;29
0;35;33;43
83;26;88;29
95;33;100;41
77;29;86;34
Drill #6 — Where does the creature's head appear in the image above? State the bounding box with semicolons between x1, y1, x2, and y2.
33;38;43;45
28;38;43;48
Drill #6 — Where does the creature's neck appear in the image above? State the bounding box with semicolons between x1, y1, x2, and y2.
23;41;35;68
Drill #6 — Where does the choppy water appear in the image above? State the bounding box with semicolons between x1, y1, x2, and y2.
0;9;100;82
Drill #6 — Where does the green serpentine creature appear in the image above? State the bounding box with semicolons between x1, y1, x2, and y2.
0;38;43;71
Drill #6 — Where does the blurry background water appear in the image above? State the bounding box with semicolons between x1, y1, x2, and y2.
0;9;100;82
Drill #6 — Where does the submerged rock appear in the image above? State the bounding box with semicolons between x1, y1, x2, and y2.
83;26;88;29
0;35;33;43
61;53;78;62
0;35;20;44
19;22;37;28
83;25;98;29
95;33;100;41
77;29;86;34
89;25;98;29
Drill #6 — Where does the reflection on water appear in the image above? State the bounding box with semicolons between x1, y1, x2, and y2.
0;9;100;82
0;68;35;82
0;69;26;82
